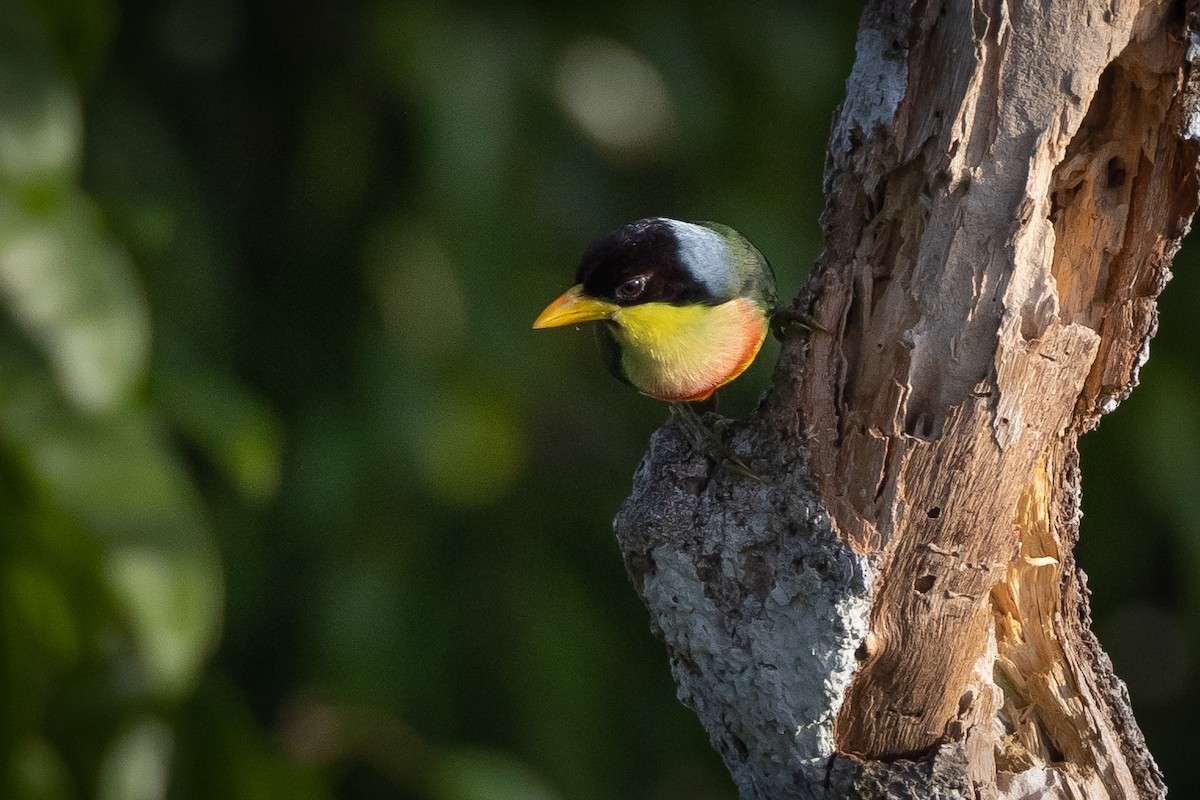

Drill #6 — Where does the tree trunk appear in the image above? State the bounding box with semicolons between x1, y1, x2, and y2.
614;1;1200;798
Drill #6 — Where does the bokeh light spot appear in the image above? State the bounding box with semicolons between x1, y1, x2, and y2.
365;218;468;360
554;37;674;157
415;390;525;507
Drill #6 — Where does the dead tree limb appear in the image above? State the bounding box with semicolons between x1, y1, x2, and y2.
614;1;1200;797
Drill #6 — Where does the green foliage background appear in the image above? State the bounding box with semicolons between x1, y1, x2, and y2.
1;1;1197;798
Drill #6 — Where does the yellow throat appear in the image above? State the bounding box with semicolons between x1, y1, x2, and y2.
608;297;768;402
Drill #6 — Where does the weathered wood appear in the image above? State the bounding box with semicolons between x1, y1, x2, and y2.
615;1;1200;797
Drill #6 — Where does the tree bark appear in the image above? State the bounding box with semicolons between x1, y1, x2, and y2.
614;1;1200;798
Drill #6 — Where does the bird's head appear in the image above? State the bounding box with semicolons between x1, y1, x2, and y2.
533;218;770;329
533;218;776;402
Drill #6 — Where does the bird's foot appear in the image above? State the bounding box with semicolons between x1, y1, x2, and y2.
770;307;830;342
668;403;765;483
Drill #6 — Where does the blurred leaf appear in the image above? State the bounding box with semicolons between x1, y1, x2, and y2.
0;392;201;544
0;192;149;413
105;548;223;700
0;1;82;188
9;737;73;800
155;370;282;503
96;718;173;800
0;351;223;701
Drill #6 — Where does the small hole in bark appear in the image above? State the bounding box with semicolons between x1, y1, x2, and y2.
1045;732;1065;762
1106;157;1127;188
855;632;879;661
927;506;941;519
914;575;936;593
627;552;657;581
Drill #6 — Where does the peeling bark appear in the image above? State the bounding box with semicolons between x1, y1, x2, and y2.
614;1;1200;798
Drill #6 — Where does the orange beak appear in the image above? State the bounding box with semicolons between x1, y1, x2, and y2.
532;285;618;329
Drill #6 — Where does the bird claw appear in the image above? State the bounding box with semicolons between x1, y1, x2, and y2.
668;403;766;483
716;452;767;483
770;307;830;342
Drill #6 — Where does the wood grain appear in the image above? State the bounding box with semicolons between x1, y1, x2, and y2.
781;0;1197;789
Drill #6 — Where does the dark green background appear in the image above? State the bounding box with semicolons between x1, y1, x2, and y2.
2;1;1196;798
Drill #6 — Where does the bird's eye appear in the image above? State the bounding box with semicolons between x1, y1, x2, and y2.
616;275;648;300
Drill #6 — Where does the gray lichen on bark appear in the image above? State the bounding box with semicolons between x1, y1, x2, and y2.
615;420;873;799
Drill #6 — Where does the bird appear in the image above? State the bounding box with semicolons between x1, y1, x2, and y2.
532;217;778;403
533;217;782;479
